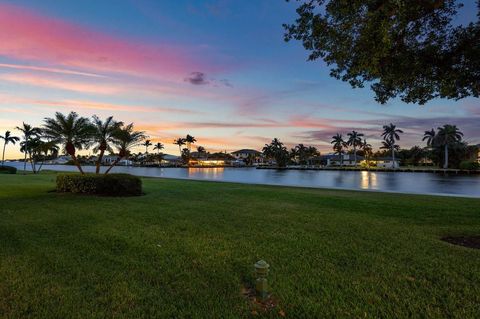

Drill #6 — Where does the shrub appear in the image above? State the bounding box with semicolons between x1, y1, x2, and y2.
459;161;480;170
0;165;17;174
56;173;142;196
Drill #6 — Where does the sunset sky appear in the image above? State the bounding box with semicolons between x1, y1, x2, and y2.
1;0;479;159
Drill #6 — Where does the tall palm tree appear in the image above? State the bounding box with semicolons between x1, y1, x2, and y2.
91;115;123;174
381;123;403;167
422;128;436;147
174;138;186;155
293;143;308;164
153;142;164;154
43;112;93;174
331;133;346;166
346;131;364;166
16;123;42;173
185;134;196;151
143;139;152;154
361;139;372;165
436;124;463;169
0;131;20;165
105;123;146;174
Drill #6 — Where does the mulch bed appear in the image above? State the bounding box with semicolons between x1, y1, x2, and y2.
441;236;480;249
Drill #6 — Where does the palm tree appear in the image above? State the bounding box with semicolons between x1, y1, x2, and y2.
422;128;436;147
380;139;400;153
293;144;308;164
381;123;403;168
185;134;196;151
436;124;463;169
346;131;364;166
143;139;152;154
0;131;20;166
262;138;289;167
331;133;346;166
105;123;146;174
43;112;93;174
91;115;123;174
196;146;206;153
16;123;42;173
174;138;186;155
153;142;164;154
361;139;372;166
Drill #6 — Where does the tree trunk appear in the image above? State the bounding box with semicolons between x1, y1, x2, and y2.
391;147;396;170
354;146;357;166
23;149;27;174
71;154;85;174
104;156;122;174
96;149;105;174
444;144;449;169
1;142;6;166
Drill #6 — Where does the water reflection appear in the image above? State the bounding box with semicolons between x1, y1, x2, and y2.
360;171;378;189
7;162;480;197
188;167;224;179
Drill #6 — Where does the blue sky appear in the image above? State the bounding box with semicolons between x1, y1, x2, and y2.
0;0;478;158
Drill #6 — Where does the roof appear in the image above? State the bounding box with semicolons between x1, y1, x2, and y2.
231;149;261;154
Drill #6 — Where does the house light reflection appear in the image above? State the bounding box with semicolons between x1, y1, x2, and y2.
188;167;225;179
360;171;377;189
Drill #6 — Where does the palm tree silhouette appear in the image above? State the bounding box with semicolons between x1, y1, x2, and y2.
381;123;403;168
436;124;463;169
43;112;93;174
174;138;186;155
16;123;42;173
361;139;372;166
185;134;196;151
153;142;164;154
331;133;346;166
422;128;436;147
0;131;20;166
91;115;123;174
346;131;364;166
105;123;146;174
143;139;152;154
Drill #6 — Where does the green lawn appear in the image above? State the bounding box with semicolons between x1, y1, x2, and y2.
1;172;479;318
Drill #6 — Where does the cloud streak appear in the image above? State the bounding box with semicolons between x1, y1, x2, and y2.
0;4;217;79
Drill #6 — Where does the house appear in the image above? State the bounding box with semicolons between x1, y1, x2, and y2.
231;149;263;165
325;154;364;166
366;157;400;168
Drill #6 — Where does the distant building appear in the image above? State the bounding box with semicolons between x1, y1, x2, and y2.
231;149;263;165
366;157;400;168
325;154;364;166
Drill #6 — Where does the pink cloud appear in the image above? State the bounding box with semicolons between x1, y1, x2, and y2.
0;4;215;79
2;73;121;95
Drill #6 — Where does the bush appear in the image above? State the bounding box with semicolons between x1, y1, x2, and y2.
0;165;17;174
56;173;142;196
459;161;480;170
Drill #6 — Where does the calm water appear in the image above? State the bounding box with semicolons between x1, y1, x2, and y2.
6;162;480;197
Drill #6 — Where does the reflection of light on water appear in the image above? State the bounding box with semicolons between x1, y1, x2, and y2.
360;171;377;189
188;167;225;179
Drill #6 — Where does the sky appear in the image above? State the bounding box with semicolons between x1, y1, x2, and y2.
0;0;479;159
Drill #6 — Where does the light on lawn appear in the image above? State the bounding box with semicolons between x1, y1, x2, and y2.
254;260;270;301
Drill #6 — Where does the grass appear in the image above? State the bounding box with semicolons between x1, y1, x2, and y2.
0;172;479;318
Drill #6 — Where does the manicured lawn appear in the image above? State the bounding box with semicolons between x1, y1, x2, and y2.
1;172;479;318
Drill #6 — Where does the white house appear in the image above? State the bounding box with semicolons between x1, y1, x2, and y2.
369;157;400;168
326;154;364;166
231;149;263;165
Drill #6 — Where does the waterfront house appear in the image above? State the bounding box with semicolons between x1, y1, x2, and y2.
231;149;263;165
365;157;400;168
325;154;364;166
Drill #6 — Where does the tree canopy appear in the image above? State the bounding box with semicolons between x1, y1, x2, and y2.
284;0;480;104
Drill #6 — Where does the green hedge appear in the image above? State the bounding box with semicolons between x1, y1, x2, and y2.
459;161;480;170
0;165;17;174
56;173;142;196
